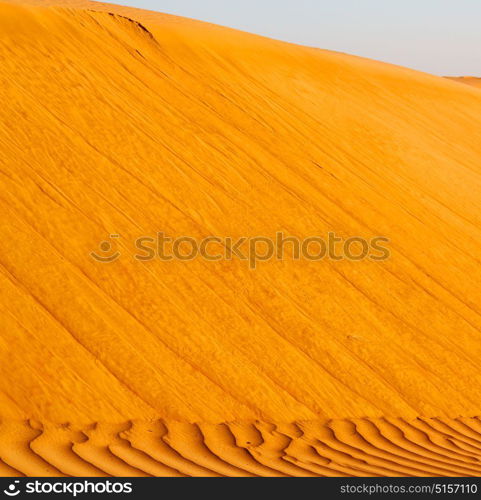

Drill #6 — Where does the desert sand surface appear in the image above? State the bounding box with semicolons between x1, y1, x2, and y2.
1;0;481;476
4;418;481;477
446;77;481;89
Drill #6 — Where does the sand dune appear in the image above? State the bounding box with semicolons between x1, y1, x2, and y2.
3;418;481;477
1;0;481;476
446;77;481;89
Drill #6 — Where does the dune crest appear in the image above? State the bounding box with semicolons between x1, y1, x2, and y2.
1;0;481;476
446;77;481;89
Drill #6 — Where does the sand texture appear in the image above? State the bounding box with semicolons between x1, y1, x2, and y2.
1;0;481;476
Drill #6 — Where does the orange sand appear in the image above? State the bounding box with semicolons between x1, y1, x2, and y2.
446;76;481;89
3;418;481;477
1;0;481;476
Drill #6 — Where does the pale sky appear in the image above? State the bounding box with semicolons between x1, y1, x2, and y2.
102;0;481;76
